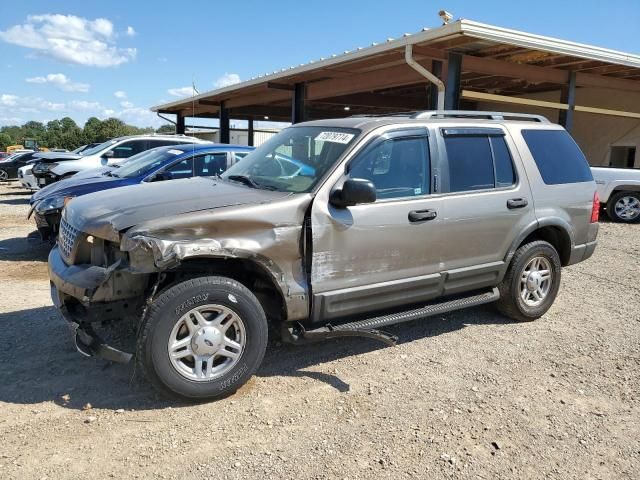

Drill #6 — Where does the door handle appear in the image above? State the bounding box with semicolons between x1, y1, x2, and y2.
507;198;528;209
408;209;437;222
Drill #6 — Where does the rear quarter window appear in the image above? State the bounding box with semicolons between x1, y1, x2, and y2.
522;129;592;184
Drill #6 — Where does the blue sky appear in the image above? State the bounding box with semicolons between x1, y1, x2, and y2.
1;0;639;128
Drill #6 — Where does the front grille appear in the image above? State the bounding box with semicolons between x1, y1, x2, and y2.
58;218;80;260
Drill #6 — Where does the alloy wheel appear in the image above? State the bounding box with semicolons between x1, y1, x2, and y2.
519;256;553;307
167;304;246;381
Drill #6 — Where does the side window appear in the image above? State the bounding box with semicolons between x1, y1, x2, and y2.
111;140;147;159
491;136;516;187
443;130;516;192
349;134;430;200
148;139;178;148
194;153;228;176
166;157;194;179
522;129;593;184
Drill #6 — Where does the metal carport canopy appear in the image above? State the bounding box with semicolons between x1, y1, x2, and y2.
151;19;640;123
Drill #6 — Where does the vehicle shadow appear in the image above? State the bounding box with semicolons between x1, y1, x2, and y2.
0;184;31;195
0;197;30;205
0;304;509;411
0;232;51;262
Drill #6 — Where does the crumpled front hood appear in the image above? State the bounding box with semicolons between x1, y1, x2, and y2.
34;152;82;163
63;177;292;241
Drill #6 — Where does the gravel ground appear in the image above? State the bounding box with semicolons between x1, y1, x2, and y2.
0;180;638;480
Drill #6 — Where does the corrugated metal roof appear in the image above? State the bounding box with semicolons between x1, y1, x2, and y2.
152;19;640;113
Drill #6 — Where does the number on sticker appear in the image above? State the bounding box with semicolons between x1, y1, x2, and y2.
315;132;355;144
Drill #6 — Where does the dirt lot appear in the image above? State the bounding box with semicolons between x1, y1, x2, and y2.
0;181;638;480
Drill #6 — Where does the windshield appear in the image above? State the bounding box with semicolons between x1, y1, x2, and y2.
113;147;186;178
222;126;359;192
79;139;118;156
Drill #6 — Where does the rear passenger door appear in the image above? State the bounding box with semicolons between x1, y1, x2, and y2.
194;152;229;177
436;127;536;294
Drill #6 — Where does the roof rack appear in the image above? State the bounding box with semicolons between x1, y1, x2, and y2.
410;110;550;122
349;110;550;123
349;111;420;118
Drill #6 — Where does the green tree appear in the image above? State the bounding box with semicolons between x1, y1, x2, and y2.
0;133;12;151
156;124;176;134
58;117;83;150
83;117;103;143
22;121;46;143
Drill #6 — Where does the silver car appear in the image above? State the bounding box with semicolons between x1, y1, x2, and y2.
47;111;599;400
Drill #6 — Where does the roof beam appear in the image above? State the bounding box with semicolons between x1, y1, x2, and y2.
462;54;569;84
307;63;426;100
576;72;640;92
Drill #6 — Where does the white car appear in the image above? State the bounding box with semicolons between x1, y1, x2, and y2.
592;166;640;223
18;163;38;190
31;134;210;187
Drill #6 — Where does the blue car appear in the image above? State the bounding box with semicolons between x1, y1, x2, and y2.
30;143;254;239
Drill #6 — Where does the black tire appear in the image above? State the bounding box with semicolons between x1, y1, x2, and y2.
496;240;561;322
0;168;8;182
137;276;268;401
606;191;640;224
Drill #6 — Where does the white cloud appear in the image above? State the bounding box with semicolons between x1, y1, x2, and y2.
69;100;102;110
0;93;64;112
25;73;90;93
214;72;241;89
113;106;164;128
126;26;136;37
1;94;19;106
168;86;197;97
120;100;134;108
0;14;136;67
113;90;127;99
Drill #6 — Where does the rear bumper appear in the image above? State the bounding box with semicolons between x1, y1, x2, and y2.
568;240;598;265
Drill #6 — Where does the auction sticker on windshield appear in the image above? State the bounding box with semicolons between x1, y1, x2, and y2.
315;132;355;144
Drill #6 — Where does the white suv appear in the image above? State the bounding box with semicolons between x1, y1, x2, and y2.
32;134;210;187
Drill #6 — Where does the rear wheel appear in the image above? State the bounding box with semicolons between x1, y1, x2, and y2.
0;168;8;181
607;191;640;223
496;240;561;322
137;276;268;400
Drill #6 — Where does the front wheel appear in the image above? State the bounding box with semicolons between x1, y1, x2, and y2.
607;191;640;223
496;240;561;322
137;276;268;400
0;168;8;181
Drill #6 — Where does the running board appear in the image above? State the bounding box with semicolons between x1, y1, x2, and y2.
284;288;500;346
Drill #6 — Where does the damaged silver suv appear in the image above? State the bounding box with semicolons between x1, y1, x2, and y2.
48;111;599;400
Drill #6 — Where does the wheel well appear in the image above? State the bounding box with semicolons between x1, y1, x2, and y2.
611;186;640;198
519;226;572;266
157;257;287;323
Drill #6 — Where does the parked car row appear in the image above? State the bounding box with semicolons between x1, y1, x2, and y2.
30;143;253;239
34;111;603;401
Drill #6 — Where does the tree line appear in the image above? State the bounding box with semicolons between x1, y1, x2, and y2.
0;117;175;152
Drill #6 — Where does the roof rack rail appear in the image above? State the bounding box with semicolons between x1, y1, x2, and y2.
410;110;550;122
349;111;418;118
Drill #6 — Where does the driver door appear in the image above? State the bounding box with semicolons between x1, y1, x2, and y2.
309;128;444;322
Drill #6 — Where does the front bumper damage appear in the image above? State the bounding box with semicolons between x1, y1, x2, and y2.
48;246;144;363
33;209;61;240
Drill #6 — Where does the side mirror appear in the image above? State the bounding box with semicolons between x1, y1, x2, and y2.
152;171;172;182
329;178;376;208
100;150;114;165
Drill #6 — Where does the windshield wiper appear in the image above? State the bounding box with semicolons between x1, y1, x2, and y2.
226;174;260;189
226;174;278;191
